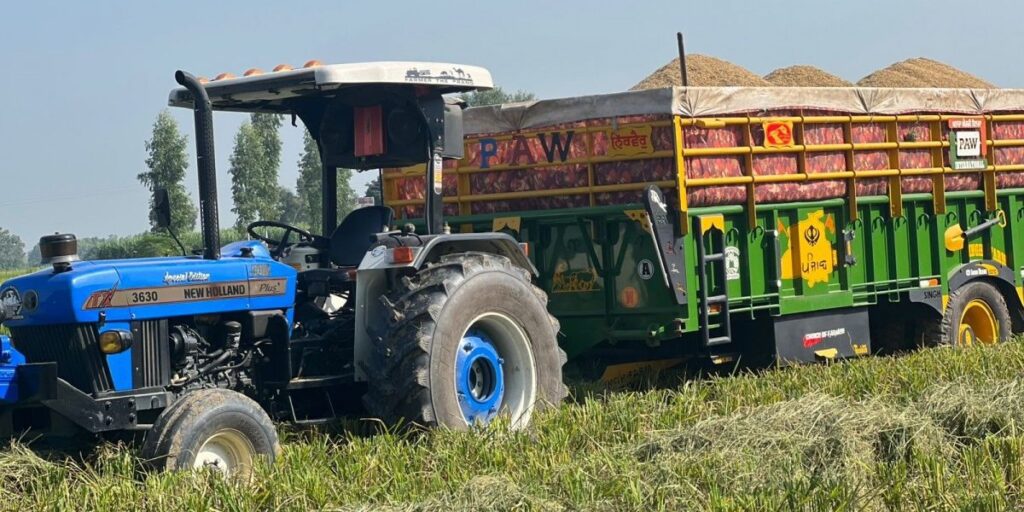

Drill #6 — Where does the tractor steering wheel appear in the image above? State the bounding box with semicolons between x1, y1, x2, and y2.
247;220;316;259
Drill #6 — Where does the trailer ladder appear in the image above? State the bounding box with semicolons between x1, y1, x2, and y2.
695;215;732;347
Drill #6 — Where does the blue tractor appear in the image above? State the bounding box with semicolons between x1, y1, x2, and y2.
0;62;567;477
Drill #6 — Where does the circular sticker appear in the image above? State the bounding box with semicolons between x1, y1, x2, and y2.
619;286;640;309
636;259;655;281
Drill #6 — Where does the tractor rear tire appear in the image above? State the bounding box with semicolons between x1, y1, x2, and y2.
363;252;567;430
141;388;280;479
922;281;1012;347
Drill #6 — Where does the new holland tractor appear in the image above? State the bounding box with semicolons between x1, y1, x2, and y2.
0;61;567;476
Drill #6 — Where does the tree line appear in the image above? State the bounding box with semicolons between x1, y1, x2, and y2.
0;87;533;268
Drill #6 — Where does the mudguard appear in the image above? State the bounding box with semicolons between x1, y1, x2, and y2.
352;232;534;381
947;259;1015;292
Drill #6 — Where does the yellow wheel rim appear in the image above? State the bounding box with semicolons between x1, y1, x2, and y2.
958;299;999;346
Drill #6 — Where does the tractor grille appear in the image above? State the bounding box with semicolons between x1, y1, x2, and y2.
8;324;113;394
131;320;170;388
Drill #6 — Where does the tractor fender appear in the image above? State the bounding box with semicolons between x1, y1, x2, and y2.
352;233;535;381
354;233;535;275
411;233;536;275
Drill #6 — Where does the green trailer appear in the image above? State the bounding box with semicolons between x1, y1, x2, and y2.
384;86;1024;373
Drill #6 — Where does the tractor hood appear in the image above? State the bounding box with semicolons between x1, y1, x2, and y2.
0;241;296;328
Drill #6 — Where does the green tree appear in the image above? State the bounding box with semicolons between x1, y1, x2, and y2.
28;236;113;263
86;229;246;260
252;113;283;175
295;131;322;231
460;87;536;107
229;122;262;229
229;113;283;230
365;176;382;206
277;187;304;226
295;131;357;234
137;110;197;232
336;168;357;223
0;228;25;270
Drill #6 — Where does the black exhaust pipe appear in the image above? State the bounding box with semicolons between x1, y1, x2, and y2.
175;70;220;260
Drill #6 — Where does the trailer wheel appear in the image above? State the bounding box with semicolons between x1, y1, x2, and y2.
924;281;1012;347
364;252;567;430
141;388;279;479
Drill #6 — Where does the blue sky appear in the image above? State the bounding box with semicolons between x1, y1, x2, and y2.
2;0;1023;244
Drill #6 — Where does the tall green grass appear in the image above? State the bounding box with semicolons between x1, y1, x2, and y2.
4;342;1024;510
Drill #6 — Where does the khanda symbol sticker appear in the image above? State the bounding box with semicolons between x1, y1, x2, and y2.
804;224;821;246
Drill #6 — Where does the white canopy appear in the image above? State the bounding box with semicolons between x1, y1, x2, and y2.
168;61;493;112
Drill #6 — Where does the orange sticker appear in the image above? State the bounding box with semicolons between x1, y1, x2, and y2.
763;121;794;148
619;286;640;309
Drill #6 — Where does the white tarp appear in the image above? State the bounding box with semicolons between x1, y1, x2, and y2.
464;87;1024;135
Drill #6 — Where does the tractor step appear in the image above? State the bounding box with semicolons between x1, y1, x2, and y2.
706;336;732;347
283;386;339;424
281;375;351;390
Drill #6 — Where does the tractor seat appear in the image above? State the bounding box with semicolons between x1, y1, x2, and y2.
299;206;393;299
328;205;394;267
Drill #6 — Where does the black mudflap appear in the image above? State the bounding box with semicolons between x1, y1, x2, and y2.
772;307;871;364
642;185;687;305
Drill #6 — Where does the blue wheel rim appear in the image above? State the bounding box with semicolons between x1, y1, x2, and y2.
455;330;505;425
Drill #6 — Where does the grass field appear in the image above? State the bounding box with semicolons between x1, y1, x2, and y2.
3;342;1024;511
0;269;34;282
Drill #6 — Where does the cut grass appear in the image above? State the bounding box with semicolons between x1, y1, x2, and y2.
5;342;1024;510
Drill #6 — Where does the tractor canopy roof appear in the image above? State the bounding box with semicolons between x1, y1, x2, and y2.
167;61;493;114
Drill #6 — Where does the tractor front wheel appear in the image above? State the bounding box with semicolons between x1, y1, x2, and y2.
141;388;280;479
363;252;567;430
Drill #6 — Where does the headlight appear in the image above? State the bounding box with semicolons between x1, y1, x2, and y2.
99;330;133;354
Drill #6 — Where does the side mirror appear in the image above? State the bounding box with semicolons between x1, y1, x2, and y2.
154;188;172;229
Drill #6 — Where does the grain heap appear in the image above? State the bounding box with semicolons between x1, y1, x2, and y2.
631;54;770;90
764;65;852;87
857;58;994;88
